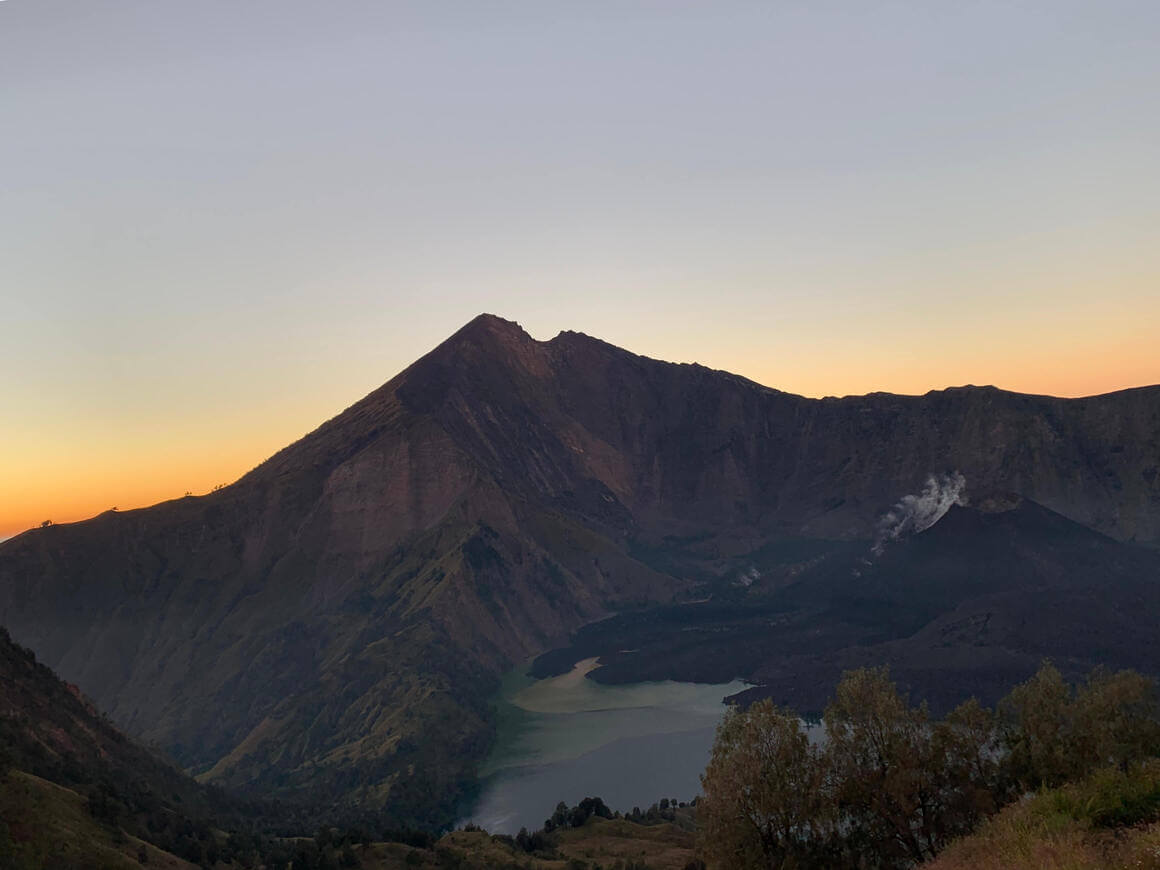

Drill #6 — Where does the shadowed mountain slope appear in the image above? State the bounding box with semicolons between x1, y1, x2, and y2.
0;626;239;867
733;495;1160;714
1;314;1158;825
0;626;219;818
534;495;1160;712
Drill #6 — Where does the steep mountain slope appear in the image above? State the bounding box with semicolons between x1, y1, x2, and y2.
1;314;1158;825
0;626;233;867
1;771;197;870
0;626;228;822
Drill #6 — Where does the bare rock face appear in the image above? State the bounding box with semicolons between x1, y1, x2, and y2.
1;313;1158;826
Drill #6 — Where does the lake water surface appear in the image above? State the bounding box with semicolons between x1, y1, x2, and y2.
463;657;749;835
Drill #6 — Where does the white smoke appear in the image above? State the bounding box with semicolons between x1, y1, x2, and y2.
872;472;967;555
735;566;761;588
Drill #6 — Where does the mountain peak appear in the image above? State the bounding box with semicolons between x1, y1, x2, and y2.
419;312;551;372
447;313;534;348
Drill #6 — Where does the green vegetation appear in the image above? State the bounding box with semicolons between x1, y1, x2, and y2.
0;621;693;869
1000;663;1160;789
0;770;189;870
928;763;1160;870
0;625;468;867
7;606;1160;870
431;818;700;870
697;662;1160;869
0;772;700;870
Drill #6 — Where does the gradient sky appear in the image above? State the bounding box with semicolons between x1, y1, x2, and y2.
3;1;1159;539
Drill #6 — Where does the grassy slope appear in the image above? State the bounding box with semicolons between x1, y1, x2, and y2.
927;764;1160;870
552;818;697;869
348;819;696;869
0;770;195;870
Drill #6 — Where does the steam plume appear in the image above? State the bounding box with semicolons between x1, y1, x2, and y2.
872;472;967;555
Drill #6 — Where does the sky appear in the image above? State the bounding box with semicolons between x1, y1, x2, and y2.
2;0;1159;539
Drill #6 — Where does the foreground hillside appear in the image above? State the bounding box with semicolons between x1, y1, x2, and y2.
0;624;233;828
2;314;1158;825
0;625;261;867
0;771;196;870
926;767;1160;870
365;820;696;870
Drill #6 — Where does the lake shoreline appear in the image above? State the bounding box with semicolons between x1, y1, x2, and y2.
461;655;748;834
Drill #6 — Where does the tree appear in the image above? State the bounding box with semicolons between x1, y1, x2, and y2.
824;667;994;864
1071;667;1160;773
696;664;1160;870
824;667;943;864
932;697;1004;825
999;662;1160;790
999;661;1076;789
544;800;570;832
698;699;831;869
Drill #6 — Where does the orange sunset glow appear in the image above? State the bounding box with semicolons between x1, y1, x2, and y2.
3;304;1157;542
3;1;1159;541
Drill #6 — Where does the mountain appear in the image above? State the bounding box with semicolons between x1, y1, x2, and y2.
723;495;1160;714
0;625;221;813
1;314;1158;826
0;625;242;867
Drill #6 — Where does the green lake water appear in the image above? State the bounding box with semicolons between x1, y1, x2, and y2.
462;657;749;835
